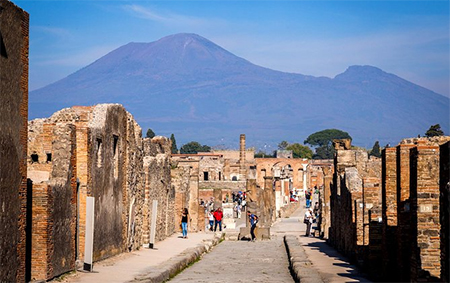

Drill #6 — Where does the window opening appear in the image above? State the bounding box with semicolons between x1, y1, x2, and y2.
31;154;38;163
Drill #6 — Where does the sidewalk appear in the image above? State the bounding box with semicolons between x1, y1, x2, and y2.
291;205;372;283
58;231;219;283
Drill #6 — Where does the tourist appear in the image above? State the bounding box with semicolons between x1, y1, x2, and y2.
304;208;314;237
242;199;247;212
208;210;214;231
235;203;242;219
181;208;189;239
313;202;320;217
305;189;311;208
213;207;223;232
247;211;258;242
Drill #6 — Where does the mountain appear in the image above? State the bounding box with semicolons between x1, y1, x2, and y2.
29;33;449;149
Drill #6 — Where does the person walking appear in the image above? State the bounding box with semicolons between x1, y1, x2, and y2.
181;208;189;238
213;208;223;232
247;211;258;242
304;208;314;237
208;210;214;231
305;189;311;208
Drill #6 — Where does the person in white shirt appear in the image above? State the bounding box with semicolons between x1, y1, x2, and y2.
304;208;314;237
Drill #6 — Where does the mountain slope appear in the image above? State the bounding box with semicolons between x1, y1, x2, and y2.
30;33;449;148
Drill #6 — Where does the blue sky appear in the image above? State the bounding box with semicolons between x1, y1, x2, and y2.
15;0;450;97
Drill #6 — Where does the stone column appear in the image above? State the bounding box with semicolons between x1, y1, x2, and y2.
321;166;332;239
188;164;199;232
410;143;441;281
302;164;308;191
239;134;246;181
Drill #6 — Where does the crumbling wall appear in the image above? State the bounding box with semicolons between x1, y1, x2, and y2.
87;104;128;261
330;139;381;267
124;114;144;251
29;123;77;281
0;1;29;281
143;137;174;242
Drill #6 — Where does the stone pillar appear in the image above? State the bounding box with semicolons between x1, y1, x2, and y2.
321;166;332;239
396;143;414;282
440;141;450;283
213;188;222;210
381;147;398;280
239;134;246;181
223;159;230;181
188;164;199;232
302;164;308;191
410;143;441;281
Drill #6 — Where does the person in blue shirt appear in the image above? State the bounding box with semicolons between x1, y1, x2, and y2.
247;211;258;242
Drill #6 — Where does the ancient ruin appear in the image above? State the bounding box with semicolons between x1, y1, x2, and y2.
325;137;450;282
0;1;29;281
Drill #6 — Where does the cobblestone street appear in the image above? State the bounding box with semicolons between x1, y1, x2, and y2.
169;240;294;283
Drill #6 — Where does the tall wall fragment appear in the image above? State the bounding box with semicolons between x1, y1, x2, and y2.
0;0;29;281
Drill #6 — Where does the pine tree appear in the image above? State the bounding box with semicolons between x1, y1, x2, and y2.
369;141;381;158
170;134;178;154
425;124;444;137
146;128;155;138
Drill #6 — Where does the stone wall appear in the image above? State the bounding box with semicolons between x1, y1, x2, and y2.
330;139;382;269
143;137;174;243
0;1;29;281
27;104;155;280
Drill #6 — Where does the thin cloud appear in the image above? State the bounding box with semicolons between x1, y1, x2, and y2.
37;45;117;67
32;26;74;43
123;4;208;27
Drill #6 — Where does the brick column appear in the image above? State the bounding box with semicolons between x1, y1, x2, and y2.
396;143;414;281
440;141;450;282
381;148;398;280
410;144;441;281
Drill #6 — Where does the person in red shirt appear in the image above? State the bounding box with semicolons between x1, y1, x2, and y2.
213;208;223;232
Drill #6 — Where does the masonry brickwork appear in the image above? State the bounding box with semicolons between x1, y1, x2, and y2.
328;136;450;282
0;1;29;281
440;141;450;282
26;104;179;281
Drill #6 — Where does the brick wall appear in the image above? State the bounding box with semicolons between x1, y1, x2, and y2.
440;141;450;282
28;123;77;281
381;147;398;280
409;144;441;281
0;1;29;281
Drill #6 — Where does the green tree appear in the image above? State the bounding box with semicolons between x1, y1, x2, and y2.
369;141;381;158
304;129;352;159
425;124;444;137
170;134;178;154
180;141;211;154
278;140;289;150
254;150;276;158
286;143;313;159
146;128;156;138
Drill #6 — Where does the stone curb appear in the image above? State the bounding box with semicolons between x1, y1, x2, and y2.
284;235;324;283
130;233;224;283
